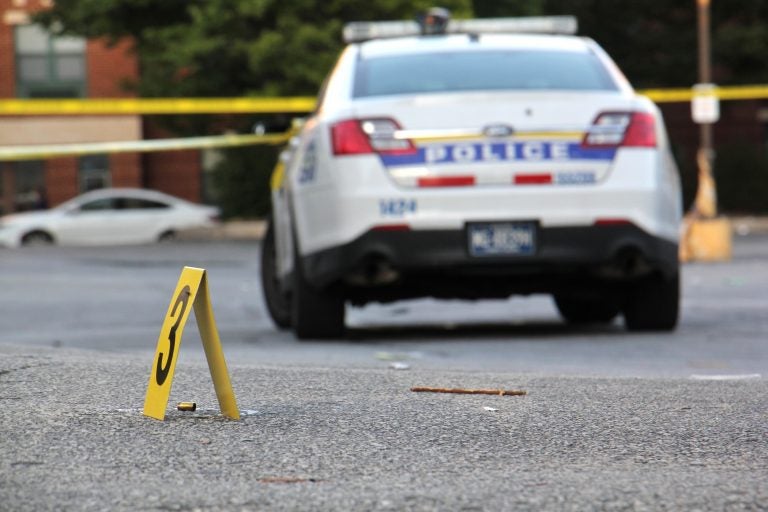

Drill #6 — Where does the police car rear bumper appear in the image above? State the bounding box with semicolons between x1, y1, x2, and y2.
300;223;679;302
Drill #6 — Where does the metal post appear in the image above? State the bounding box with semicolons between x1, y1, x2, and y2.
698;0;712;151
695;0;716;218
680;0;731;262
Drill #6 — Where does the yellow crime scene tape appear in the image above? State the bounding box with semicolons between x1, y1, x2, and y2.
641;84;768;102
0;97;309;160
1;85;767;160
0;132;291;161
1;86;766;116
0;96;317;115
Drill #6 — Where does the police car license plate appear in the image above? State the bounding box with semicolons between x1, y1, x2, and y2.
467;222;536;257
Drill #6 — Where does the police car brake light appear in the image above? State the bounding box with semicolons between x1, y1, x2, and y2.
622;112;657;147
583;112;656;148
332;118;415;156
332;119;373;155
343;15;578;43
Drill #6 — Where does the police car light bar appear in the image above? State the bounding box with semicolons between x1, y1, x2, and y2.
343;20;421;43
343;16;578;43
452;16;578;36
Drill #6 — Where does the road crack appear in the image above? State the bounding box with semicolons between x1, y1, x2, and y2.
0;363;45;379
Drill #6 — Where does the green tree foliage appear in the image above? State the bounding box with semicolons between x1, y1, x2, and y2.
472;0;768;88
714;143;768;214
472;0;543;17
211;145;274;218
35;0;472;98
34;0;472;217
713;2;768;85
34;0;198;42
34;1;768;216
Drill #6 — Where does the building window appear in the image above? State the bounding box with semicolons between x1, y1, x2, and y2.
79;155;110;192
15;24;86;98
13;160;47;211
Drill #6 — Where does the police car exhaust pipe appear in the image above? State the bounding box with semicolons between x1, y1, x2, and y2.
367;257;399;285
613;247;651;278
344;254;400;286
348;255;400;286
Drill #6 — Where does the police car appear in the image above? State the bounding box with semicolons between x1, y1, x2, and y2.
261;10;683;339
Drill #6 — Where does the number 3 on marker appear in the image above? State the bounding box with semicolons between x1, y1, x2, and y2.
155;286;190;386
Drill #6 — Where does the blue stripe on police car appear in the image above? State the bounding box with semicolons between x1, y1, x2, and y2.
380;141;616;167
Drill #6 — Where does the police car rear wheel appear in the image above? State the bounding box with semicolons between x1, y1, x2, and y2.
260;221;292;329
292;250;345;340
554;295;621;324
623;273;679;331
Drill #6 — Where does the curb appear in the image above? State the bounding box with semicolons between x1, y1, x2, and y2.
178;220;267;241
730;216;768;236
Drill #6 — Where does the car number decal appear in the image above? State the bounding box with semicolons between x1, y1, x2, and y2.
297;141;317;184
379;198;417;217
555;172;597;185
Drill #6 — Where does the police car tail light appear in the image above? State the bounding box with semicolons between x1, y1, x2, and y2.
331;118;416;156
622;112;657;147
331;119;373;155
583;112;657;148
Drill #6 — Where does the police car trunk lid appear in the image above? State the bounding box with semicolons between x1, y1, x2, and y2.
350;91;641;188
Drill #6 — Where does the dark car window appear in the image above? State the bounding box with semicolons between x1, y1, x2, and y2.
353;49;618;98
120;197;170;210
78;198;117;211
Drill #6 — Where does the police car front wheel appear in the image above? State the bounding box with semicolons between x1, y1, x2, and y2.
260;220;292;329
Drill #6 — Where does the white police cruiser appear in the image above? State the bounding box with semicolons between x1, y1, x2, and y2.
261;10;682;339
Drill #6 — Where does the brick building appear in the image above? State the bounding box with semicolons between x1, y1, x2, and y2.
0;0;203;215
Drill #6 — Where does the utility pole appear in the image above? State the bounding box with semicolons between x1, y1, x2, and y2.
681;0;732;261
694;0;716;218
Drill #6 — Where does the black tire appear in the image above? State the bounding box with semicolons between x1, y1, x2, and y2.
623;273;680;332
21;230;54;246
554;294;621;324
260;221;292;329
158;230;176;243
292;244;345;340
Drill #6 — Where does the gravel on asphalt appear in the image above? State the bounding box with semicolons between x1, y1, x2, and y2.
1;344;766;511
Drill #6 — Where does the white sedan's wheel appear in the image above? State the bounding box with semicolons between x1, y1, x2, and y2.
21;231;54;246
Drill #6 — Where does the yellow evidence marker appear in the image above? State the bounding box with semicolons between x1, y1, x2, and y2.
143;266;240;421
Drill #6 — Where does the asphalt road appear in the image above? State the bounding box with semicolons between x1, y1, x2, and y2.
0;235;767;377
1;234;767;510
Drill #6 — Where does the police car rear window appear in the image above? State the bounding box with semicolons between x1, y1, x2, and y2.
353;50;618;97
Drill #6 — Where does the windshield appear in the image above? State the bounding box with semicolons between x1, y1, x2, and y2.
353;49;619;98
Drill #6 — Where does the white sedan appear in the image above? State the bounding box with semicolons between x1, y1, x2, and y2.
0;188;220;247
262;12;683;339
